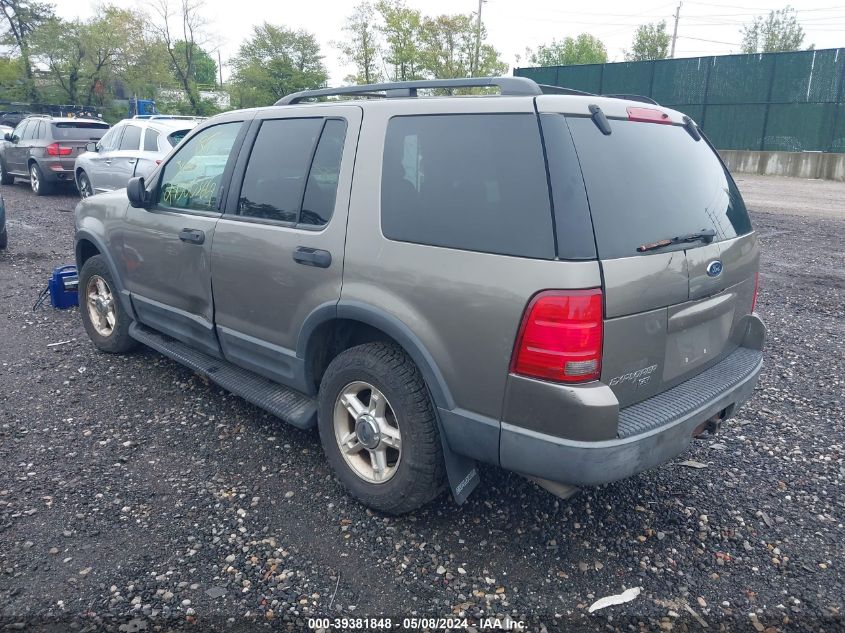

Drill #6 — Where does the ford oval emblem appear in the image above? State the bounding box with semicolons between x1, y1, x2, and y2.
706;260;723;277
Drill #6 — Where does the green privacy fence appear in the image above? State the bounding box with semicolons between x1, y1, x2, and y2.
514;48;845;153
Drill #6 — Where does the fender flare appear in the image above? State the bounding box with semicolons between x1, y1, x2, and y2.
297;301;480;504
74;229;136;320
297;300;455;410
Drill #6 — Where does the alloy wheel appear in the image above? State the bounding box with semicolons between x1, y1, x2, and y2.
86;274;117;337
333;381;402;484
29;165;39;193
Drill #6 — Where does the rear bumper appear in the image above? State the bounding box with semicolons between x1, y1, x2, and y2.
499;335;764;487
38;158;75;181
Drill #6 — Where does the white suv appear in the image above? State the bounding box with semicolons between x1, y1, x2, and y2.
74;116;202;198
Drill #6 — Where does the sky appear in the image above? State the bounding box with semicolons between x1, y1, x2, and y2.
53;0;845;85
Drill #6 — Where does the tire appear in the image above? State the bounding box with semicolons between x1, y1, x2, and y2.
29;162;52;196
77;170;93;199
0;160;13;185
317;342;446;515
78;255;137;354
0;227;6;249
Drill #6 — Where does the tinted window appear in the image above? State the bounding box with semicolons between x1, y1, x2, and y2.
51;122;109;141
564;117;752;259
238;118;323;223
167;129;190;147
20;120;36;141
300;119;346;227
119;125;142;150
34;121;45;139
143;128;160;152
381;114;554;259
158;121;242;212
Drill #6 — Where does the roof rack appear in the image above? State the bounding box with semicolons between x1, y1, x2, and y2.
601;93;659;105
276;77;544;105
132;115;206;121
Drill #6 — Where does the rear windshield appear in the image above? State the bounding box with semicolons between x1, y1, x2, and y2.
51;122;109;140
560;116;752;260
167;129;191;147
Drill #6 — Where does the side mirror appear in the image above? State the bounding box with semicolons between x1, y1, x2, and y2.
85;141;98;152
126;177;150;209
3;133;11;142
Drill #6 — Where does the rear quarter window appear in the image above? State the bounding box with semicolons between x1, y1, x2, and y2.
380;113;555;259
562;116;752;260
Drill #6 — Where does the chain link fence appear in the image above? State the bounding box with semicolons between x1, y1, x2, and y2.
515;48;845;153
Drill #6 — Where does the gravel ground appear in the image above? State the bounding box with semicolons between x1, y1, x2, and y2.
1;174;843;632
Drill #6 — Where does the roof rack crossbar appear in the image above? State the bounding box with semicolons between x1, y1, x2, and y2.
275;77;543;105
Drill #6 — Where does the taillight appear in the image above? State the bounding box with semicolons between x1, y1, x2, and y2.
511;289;603;383
751;271;760;312
627;106;672;125
46;143;73;156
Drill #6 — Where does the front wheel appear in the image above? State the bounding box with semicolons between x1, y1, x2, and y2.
78;255;137;354
317;342;446;515
0;160;13;185
77;170;93;199
29;163;52;196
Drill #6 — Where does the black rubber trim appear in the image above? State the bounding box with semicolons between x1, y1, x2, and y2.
130;323;316;429
618;347;763;439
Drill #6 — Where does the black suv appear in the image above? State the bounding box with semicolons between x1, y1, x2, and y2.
0;116;109;195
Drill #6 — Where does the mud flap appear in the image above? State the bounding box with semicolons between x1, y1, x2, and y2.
438;431;480;504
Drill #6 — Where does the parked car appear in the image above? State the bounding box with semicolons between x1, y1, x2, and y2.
0;191;6;249
0;116;109;195
73;77;765;514
0;111;32;127
74;116;201;198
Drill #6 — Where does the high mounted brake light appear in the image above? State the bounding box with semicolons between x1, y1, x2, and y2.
627;106;672;125
46;142;73;156
511;289;603;383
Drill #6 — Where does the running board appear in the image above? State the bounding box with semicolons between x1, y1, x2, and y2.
129;323;317;430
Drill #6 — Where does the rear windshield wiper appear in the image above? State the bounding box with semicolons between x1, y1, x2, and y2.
637;228;716;253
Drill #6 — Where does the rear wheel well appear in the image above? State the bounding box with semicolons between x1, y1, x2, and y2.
307;319;399;392
76;239;100;270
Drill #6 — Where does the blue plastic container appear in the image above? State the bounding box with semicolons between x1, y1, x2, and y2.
48;265;79;309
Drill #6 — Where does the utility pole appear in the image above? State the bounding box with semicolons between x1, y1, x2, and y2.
670;1;682;58
474;0;484;76
218;50;223;87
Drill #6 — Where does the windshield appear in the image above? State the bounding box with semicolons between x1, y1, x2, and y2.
560;116;752;259
51;122;109;141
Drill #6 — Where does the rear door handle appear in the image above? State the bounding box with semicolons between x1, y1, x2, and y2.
179;228;205;245
293;246;331;268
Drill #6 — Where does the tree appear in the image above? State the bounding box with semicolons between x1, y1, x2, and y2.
377;0;422;81
625;20;670;61
418;13;506;79
84;6;146;106
336;2;381;84
526;34;607;66
741;6;806;53
229;22;327;108
0;0;53;101
148;0;208;114
173;41;217;85
32;17;85;103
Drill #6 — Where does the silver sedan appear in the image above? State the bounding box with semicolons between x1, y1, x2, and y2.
74;116;201;198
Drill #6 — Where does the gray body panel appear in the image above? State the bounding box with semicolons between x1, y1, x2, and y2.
211;105;362;388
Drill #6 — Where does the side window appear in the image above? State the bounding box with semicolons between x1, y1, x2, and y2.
20;121;35;141
98;126;121;152
238;118;324;223
11;121;28;140
143;128;160;152
119;125;142;150
300;119;347;227
157;121;242;212
33;121;45;139
380;114;555;259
